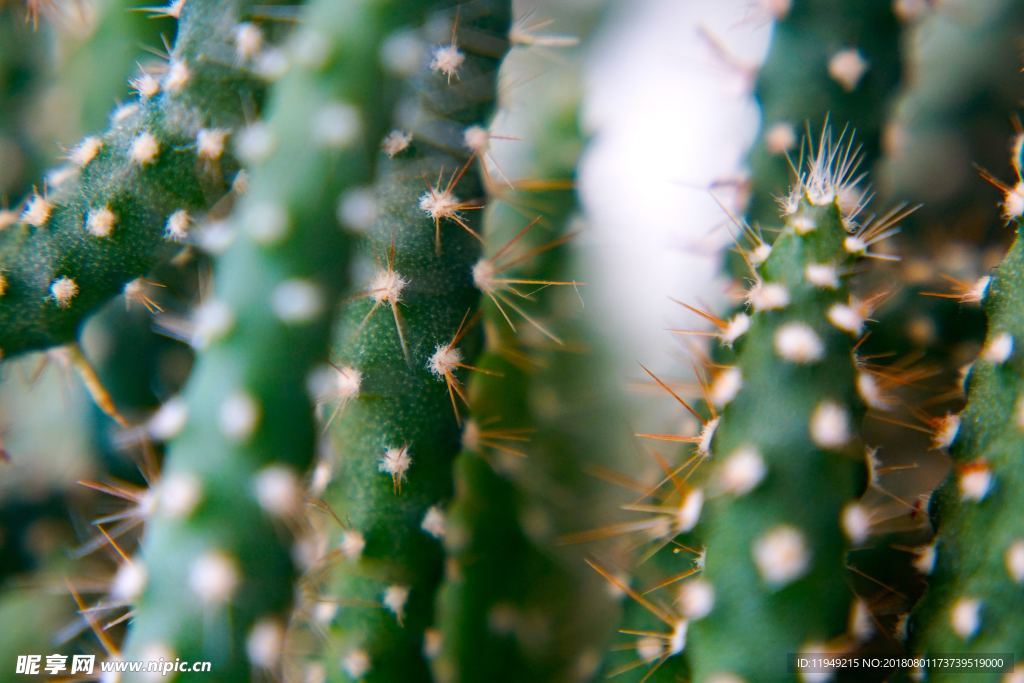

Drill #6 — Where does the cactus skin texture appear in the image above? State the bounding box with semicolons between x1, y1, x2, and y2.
317;2;511;680
908;148;1024;678
121;0;423;678
745;0;900;233
0;0;263;360
437;332;628;683
681;136;877;681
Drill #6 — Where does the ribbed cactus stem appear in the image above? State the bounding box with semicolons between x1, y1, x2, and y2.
608;129;901;681
909;145;1024;678
316;2;510;680
686;132;904;679
0;0;264;359
121;0;420;678
433;46;623;677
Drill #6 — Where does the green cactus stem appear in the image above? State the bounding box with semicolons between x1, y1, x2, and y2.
864;0;1024;400
0;0;264;360
26;0;173;158
315;2;511;680
908;145;1024;679
606;129;905;681
120;0;427;678
688;132;899;680
0;8;46;199
879;0;1024;240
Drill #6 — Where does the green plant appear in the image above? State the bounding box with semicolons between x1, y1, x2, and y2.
863;0;1024;394
880;0;1024;234
121;0;433;678
313;2;510;680
603;129;901;681
0;7;46;199
688;134;881;679
3;2;1024;681
0;0;261;359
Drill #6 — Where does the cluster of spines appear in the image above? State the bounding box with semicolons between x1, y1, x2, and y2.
315;2;511;680
599;129;908;681
743;0;901;238
106;0;434;678
0;0;267;359
907;143;1024;678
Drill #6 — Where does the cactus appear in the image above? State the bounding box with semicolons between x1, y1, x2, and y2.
35;0;173;141
433;201;581;681
314;2;511;680
596;0;909;651
908;145;1024;676
6;2;1024;681
120;0;431;678
695;137;918;679
438;324;631;683
0;0;263;359
614;129;898;681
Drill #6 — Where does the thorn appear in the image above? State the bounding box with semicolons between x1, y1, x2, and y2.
66;343;130;428
65;578;120;658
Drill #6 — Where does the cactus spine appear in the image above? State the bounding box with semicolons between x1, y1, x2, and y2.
0;0;263;359
314;2;510;680
908;145;1024;677
121;0;423;678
